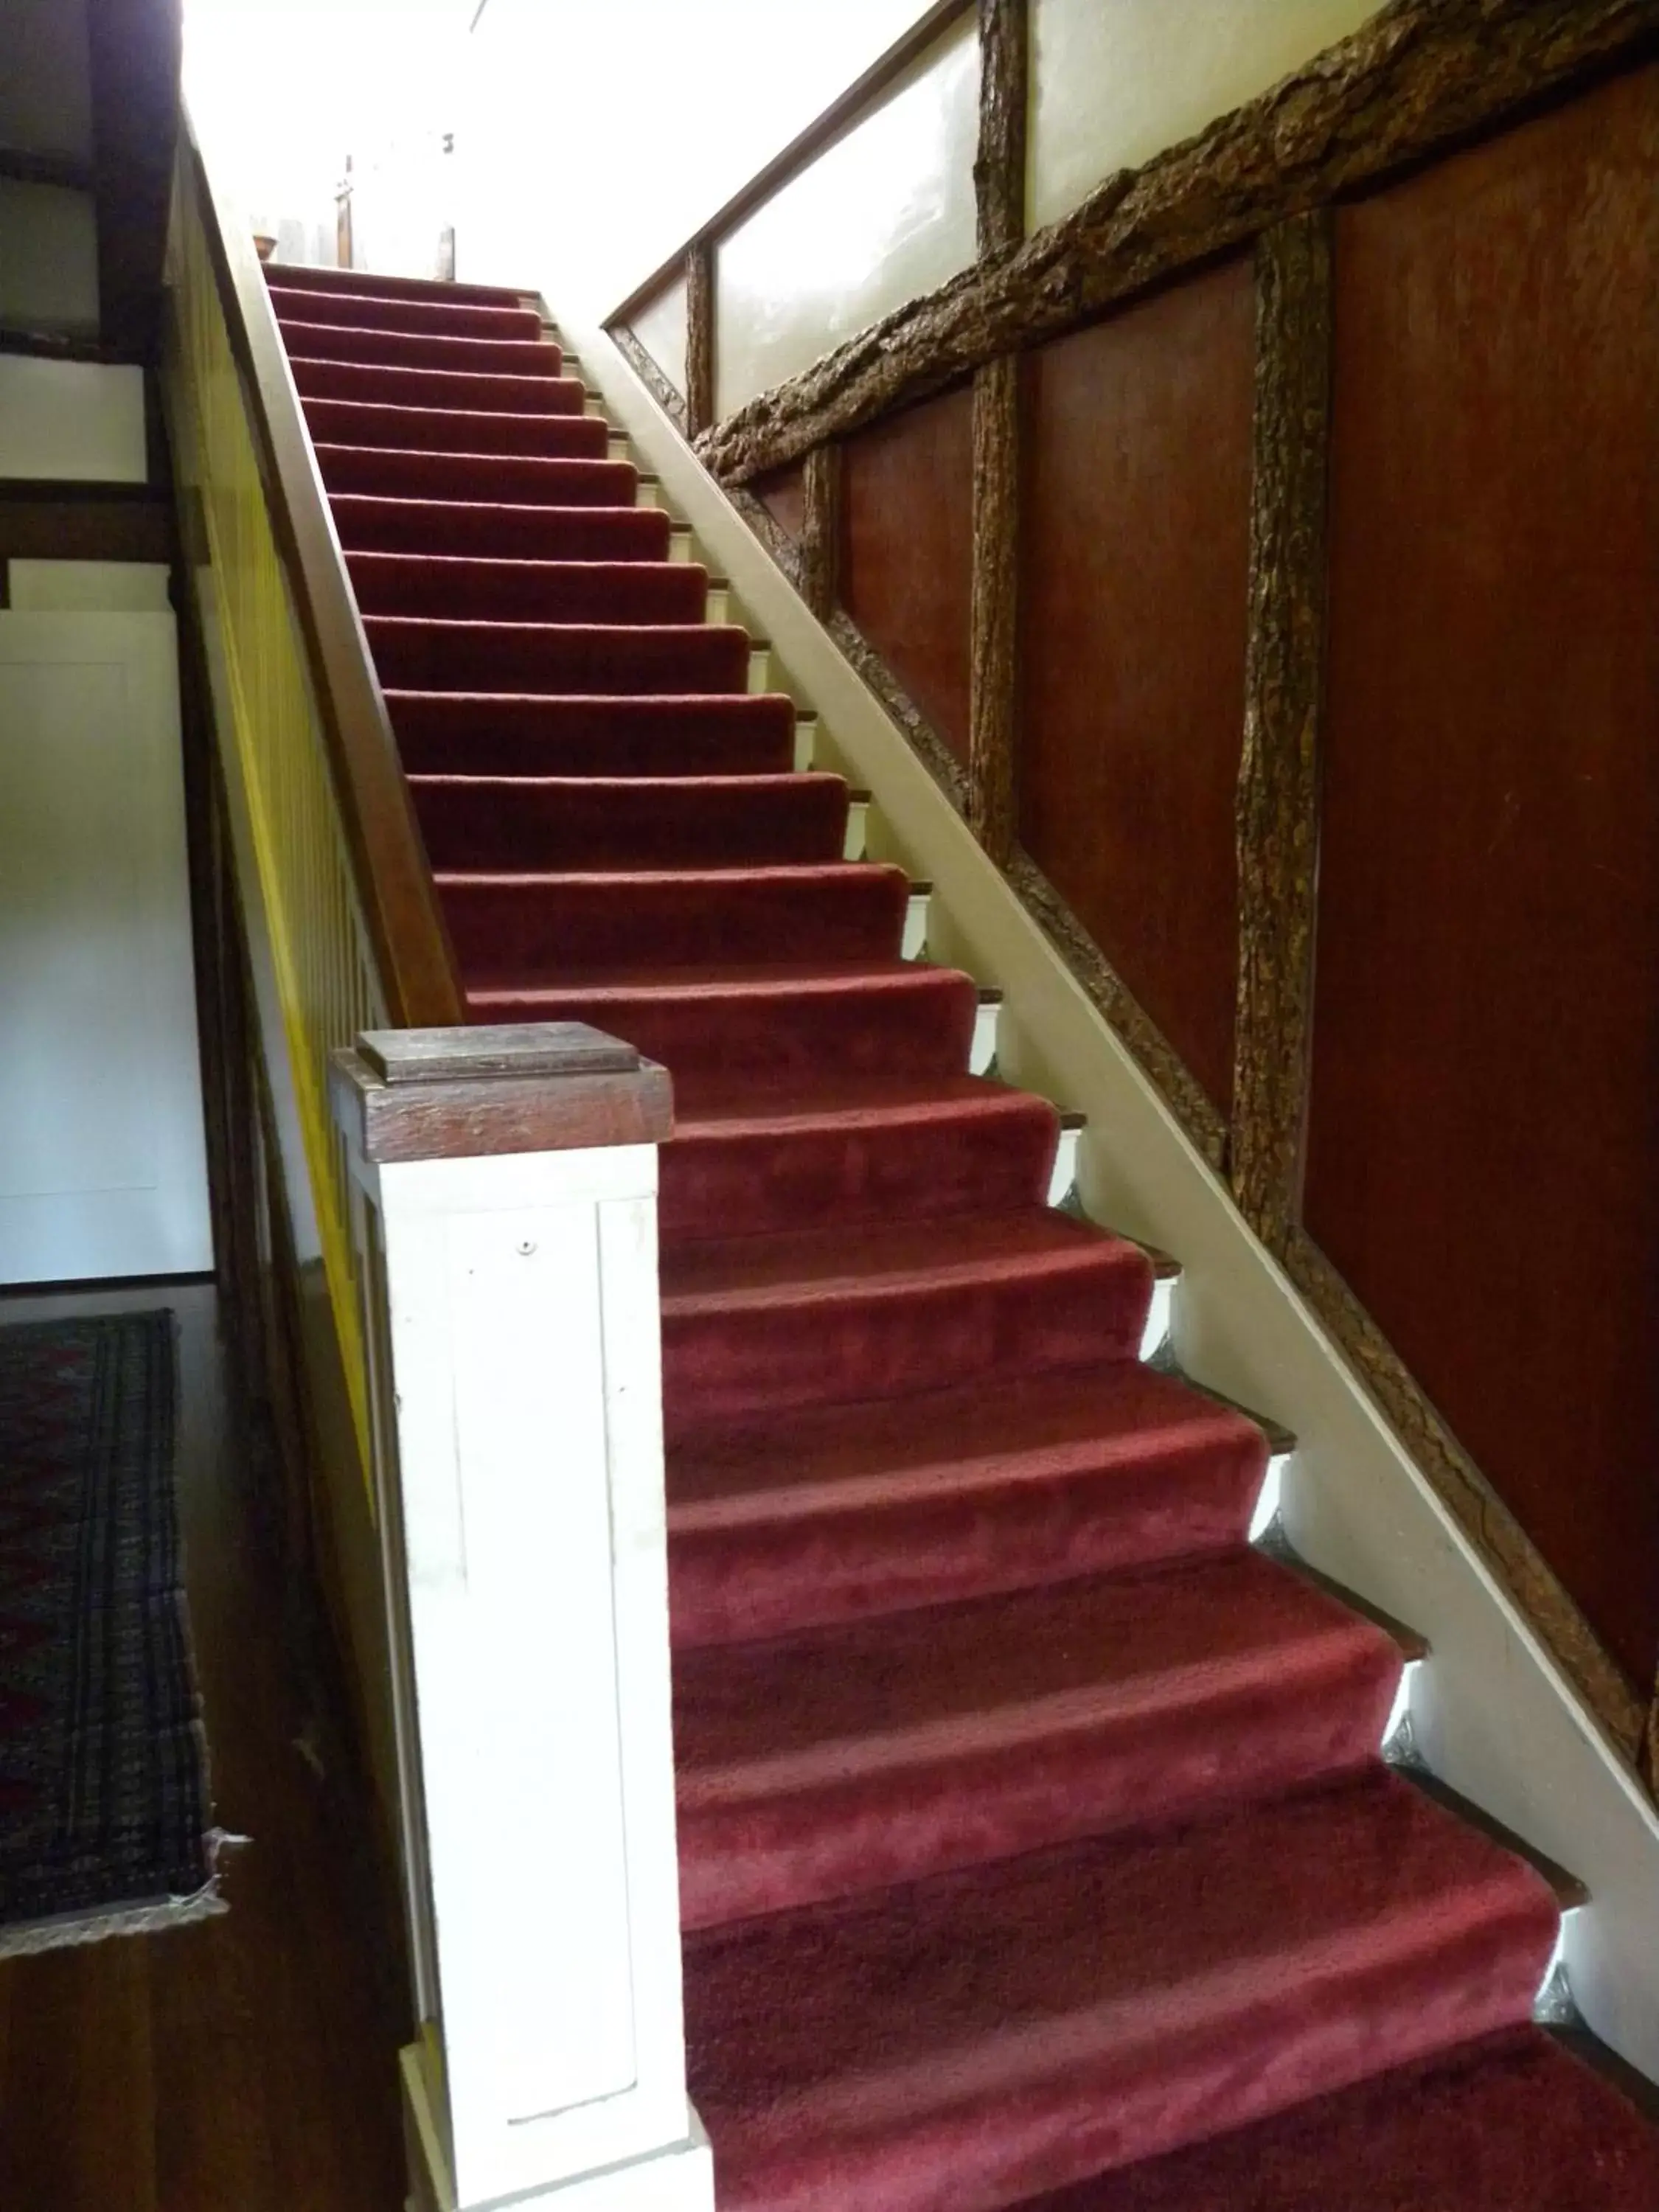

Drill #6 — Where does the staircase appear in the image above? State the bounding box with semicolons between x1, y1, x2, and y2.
266;262;1659;2211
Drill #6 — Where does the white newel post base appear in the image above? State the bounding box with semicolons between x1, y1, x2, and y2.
331;1026;714;2212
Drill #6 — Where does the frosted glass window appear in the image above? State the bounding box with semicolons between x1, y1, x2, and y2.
1030;0;1386;234
715;13;978;418
631;272;689;398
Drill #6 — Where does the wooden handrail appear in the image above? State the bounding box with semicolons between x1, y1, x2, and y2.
605;0;975;331
184;105;465;1029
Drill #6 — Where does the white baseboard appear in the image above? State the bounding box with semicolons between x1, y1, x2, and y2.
402;2046;714;2212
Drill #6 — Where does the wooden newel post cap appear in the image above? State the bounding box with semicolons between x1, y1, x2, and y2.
329;1023;673;1164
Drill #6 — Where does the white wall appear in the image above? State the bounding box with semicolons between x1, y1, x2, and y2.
458;0;927;319
181;0;474;268
714;12;978;417
1029;0;1386;230
0;358;146;480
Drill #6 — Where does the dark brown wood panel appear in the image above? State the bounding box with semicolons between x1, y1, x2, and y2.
841;383;974;763
0;493;174;563
1309;65;1659;1691
1019;260;1255;1112
751;460;806;540
88;0;184;356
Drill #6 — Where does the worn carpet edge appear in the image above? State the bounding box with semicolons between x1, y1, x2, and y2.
0;1820;232;1958
0;1310;225;1954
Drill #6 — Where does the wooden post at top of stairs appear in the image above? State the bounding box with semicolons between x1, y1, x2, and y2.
330;1023;712;2212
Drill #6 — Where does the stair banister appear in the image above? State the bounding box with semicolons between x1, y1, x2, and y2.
331;1024;714;2212
182;105;462;1031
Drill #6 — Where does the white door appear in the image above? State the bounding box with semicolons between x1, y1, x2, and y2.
0;612;212;1283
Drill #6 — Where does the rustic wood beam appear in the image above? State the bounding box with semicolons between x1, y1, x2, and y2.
685;239;715;439
697;0;1659;484
1230;210;1333;1251
799;442;842;619
0;493;175;563
969;354;1020;862
975;0;1029;256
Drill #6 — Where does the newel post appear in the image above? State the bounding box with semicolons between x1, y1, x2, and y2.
330;1025;712;2212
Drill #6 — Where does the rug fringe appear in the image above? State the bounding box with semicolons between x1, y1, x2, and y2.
0;1828;248;1960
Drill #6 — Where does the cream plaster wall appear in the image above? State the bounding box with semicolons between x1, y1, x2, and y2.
713;13;979;418
630;270;689;400
1029;0;1387;231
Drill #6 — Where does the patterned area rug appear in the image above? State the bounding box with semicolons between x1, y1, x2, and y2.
0;1311;219;1953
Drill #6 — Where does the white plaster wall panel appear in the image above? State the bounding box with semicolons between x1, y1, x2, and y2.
9;563;173;613
0;615;212;1284
0;0;93;159
0;178;100;333
714;11;979;419
1029;0;1386;234
630;270;690;398
0;358;146;481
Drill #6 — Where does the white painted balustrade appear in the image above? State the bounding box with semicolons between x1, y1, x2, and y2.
330;1023;713;2212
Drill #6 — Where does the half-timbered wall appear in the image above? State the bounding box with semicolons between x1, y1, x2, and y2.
609;2;1659;1779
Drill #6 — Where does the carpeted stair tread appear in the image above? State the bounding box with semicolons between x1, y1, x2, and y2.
388;689;796;777
437;861;909;975
268;282;540;339
662;1073;1057;1242
658;1208;1152;1426
467;960;984;1087
666;1359;1269;1644
316;444;637;507
411;771;848;872
683;1764;1559;2212
289;354;587;414
348;552;709;624
674;1548;1403;1926
669;1357;1259;1514
301;395;609;459
272;318;564;375
661;1204;1144;1306
366;613;748;694
334;497;669;562
266;265;529;307
1018;2027;1659;2211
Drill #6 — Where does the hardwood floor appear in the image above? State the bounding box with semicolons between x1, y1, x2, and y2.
0;1282;408;2210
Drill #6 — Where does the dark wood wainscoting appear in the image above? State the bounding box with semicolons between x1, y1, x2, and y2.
1019;260;1256;1117
1310;64;1659;1694
667;7;1659;1771
840;383;975;765
750;459;807;540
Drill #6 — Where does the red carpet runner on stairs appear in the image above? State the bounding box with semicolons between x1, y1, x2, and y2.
268;264;1659;2211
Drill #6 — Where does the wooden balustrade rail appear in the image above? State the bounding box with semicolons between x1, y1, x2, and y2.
181;107;462;1032
164;108;465;1466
